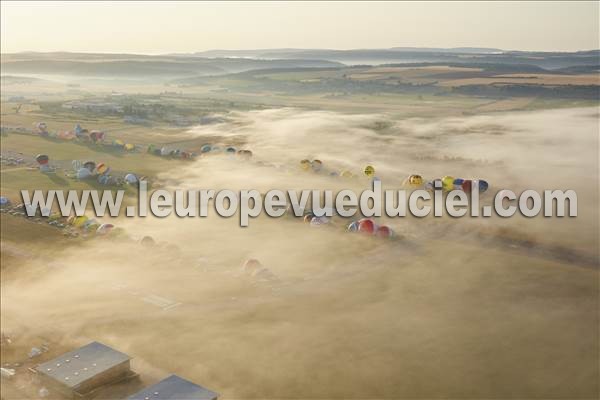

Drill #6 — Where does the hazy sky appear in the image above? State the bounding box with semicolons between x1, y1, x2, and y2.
1;1;598;54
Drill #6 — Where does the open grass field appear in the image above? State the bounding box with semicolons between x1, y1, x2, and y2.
439;73;600;87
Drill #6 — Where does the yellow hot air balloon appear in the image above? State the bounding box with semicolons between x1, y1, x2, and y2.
300;159;311;171
96;163;108;175
341;170;353;178
442;176;455;191
115;139;124;146
124;143;135;151
72;215;89;228
408;174;423;186
48;213;61;222
364;165;375;177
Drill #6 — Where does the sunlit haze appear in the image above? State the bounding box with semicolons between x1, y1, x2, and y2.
1;1;599;54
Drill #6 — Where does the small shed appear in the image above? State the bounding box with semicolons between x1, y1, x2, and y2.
129;374;218;400
34;341;132;396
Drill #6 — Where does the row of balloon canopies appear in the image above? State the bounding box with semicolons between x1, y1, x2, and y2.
34;123;481;190
37;148;251;184
300;159;378;178
299;160;490;193
71;160;140;185
299;210;395;240
1;197;162;247
35;122;138;150
33;145;252;186
65;215;120;235
408;174;489;193
146;143;254;160
0;197;121;236
36;153;488;195
35;154;140;185
36;123;257;161
3;202;162;250
36;123;255;160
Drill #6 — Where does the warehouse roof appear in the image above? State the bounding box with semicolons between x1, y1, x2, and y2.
35;341;130;389
129;375;218;400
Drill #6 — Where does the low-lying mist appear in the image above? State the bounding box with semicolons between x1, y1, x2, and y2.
2;107;598;398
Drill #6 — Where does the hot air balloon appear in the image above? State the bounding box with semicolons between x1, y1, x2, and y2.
83;161;96;172
76;128;89;140
36;122;48;135
89;130;105;142
364;165;375;177
35;154;49;165
453;178;465;190
242;258;263;274
408;174;423;186
303;212;315;223
340;170;353;178
442;176;455;191
358;218;375;234
76;168;92;180
376;225;393;238
58;131;75;140
477;180;489;193
140;236;155;247
238;149;253;159
300;159;311;171
311;160;323;172
461;180;473;193
124;143;135;151
225;146;236;154
124;173;138;184
72;215;89;228
310;216;329;226
83;218;97;228
201;144;212;153
96;163;109;175
98;174;110;185
48;213;61;222
347;221;360;232
96;223;115;235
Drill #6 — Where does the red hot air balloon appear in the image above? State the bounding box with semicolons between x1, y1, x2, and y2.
358;219;375;234
35;154;49;165
376;225;393;238
461;180;473;193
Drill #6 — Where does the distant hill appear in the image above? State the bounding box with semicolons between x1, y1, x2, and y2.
0;53;343;79
189;48;600;70
0;75;47;84
189;47;504;58
1;49;598;79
